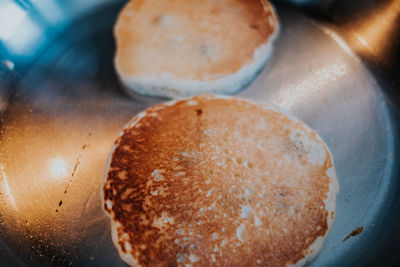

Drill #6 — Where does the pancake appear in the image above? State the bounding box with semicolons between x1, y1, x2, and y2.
102;95;339;266
114;0;279;98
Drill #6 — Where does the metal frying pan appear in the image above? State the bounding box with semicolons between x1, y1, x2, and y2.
0;0;399;266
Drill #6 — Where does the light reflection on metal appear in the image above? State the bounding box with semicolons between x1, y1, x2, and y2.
0;165;18;211
356;35;369;48
320;27;355;57
1;60;15;70
30;0;64;25
0;3;26;40
272;60;348;110
48;157;68;180
351;0;400;56
0;1;43;55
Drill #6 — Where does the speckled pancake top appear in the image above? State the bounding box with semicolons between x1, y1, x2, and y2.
114;0;278;80
102;95;337;267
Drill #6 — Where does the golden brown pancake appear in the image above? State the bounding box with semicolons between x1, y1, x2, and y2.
102;95;339;266
114;0;279;98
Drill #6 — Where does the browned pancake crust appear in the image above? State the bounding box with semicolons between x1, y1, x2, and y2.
103;96;332;266
115;0;278;79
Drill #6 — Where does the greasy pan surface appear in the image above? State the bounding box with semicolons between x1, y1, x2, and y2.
0;1;399;266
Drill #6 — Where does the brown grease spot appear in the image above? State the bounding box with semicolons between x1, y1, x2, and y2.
196;109;203;116
343;227;363;242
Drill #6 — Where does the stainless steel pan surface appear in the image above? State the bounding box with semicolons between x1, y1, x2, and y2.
0;0;399;266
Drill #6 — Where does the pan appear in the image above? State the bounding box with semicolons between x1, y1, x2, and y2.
0;0;399;266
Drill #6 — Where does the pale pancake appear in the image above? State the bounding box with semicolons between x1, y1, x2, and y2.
102;95;339;266
114;0;279;98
